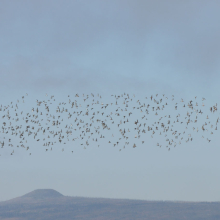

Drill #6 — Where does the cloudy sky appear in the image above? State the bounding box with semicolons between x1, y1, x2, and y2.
0;0;220;202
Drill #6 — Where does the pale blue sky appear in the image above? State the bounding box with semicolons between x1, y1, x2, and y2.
0;0;220;202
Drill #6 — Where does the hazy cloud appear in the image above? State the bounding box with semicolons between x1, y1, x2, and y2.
1;0;220;92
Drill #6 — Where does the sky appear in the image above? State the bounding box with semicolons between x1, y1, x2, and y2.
0;0;220;202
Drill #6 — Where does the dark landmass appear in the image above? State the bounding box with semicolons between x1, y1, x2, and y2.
0;189;220;220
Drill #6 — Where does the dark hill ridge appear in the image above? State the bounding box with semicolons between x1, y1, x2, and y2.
0;189;220;220
21;189;63;199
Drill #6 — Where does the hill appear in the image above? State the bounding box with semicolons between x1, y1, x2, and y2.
0;189;220;220
21;189;63;199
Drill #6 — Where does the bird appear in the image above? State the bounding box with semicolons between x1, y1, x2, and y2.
0;93;217;156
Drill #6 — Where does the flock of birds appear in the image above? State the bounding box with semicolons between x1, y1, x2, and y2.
0;93;219;155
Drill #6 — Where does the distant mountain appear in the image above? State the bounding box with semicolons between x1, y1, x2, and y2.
0;189;220;220
21;189;63;199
